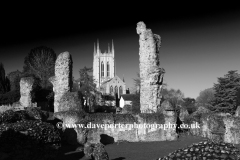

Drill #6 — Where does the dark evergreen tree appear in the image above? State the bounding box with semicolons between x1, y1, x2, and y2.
212;70;240;114
79;66;99;111
0;63;10;94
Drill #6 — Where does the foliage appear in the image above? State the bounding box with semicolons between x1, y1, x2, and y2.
0;90;20;105
131;92;140;113
161;88;185;114
23;46;57;89
212;70;240;114
182;97;197;114
122;105;132;114
7;70;22;91
0;63;10;94
196;88;215;109
79;66;99;111
0;120;61;145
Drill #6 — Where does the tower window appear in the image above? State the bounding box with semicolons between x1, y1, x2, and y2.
107;62;110;77
115;86;118;95
101;61;104;77
119;86;123;95
110;86;113;95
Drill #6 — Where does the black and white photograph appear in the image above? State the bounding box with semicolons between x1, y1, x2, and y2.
1;4;240;160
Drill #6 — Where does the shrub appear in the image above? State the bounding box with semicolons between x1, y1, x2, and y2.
0;90;20;105
122;105;132;114
0;120;60;159
0;104;13;113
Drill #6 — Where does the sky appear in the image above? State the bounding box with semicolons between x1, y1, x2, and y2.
1;5;240;99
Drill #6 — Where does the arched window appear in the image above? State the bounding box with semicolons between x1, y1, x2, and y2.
101;61;104;77
119;86;123;95
110;86;113;95
107;62;110;77
115;86;118;95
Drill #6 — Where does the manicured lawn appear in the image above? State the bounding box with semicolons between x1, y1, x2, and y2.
105;135;207;160
56;135;208;160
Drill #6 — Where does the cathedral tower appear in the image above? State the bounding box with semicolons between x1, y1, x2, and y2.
93;40;115;89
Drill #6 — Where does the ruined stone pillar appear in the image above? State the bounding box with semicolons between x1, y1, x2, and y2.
136;21;165;113
49;51;73;113
19;77;34;107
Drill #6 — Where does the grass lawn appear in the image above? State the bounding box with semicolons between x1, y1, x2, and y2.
56;135;209;160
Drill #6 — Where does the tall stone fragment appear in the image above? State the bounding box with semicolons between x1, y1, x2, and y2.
49;51;73;113
136;21;165;113
19;77;34;107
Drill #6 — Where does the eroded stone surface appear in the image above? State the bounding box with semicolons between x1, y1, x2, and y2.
235;106;240;117
19;77;34;107
179;106;189;122
136;21;165;113
49;51;73;112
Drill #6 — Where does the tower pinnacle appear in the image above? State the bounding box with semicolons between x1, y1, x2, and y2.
97;39;100;55
94;42;96;55
112;39;114;57
108;43;110;53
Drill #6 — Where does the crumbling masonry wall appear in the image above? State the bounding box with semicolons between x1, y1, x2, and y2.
136;21;165;113
19;77;34;107
49;51;73;113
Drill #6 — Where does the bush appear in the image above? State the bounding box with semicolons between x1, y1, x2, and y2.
0;107;49;124
122;105;132;114
0;120;60;159
0;90;20;105
0;104;13;113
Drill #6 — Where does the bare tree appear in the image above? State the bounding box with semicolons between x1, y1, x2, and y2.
23;46;57;89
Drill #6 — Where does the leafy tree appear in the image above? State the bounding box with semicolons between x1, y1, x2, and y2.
196;88;215;105
211;70;240;114
0;63;10;94
132;72;141;94
23;46;57;89
131;92;140;113
161;88;185;114
182;97;196;114
79;66;99;111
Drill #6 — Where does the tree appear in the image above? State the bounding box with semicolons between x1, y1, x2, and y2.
79;66;99;112
7;70;22;91
132;72;141;94
212;70;240;114
196;88;215;104
182;97;196;114
161;88;185;114
0;63;10;94
23;46;57;89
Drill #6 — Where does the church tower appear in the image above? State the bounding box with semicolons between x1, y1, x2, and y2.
93;40;115;89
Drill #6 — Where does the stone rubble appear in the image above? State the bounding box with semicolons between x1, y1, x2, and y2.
155;140;240;160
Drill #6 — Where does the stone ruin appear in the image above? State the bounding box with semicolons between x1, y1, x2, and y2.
136;21;165;113
19;77;34;107
49;51;76;113
235;106;240;117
